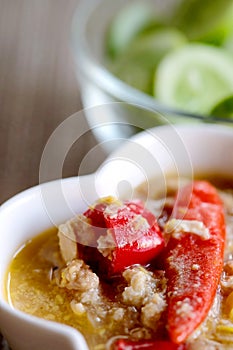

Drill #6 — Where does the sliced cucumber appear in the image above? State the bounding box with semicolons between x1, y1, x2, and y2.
111;28;187;94
155;44;233;115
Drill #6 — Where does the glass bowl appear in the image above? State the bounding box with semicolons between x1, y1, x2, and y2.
71;0;233;151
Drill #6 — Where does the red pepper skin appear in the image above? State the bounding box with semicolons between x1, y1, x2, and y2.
104;200;164;274
112;339;186;350
83;198;164;275
165;181;226;344
124;199;157;227
84;202;107;232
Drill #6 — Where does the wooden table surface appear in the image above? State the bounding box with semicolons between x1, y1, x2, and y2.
0;0;107;205
0;1;107;348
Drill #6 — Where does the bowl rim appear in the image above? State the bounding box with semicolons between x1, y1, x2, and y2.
0;175;95;350
71;0;233;124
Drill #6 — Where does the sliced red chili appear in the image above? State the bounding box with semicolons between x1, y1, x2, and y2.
112;338;186;350
83;197;164;275
165;180;226;344
84;202;107;231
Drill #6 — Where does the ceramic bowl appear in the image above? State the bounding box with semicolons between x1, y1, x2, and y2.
1;124;233;350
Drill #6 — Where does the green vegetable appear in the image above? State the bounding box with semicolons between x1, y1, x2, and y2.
105;0;233;118
170;0;233;40
111;28;187;94
155;44;233;115
199;2;233;46
211;95;233;119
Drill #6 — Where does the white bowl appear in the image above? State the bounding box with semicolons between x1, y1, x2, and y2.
1;124;233;350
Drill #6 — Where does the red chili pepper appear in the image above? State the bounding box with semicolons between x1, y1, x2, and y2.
83;197;164;275
165;180;226;344
84;201;107;231
112;338;186;350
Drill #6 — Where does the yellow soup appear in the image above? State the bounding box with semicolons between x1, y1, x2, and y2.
5;175;233;350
